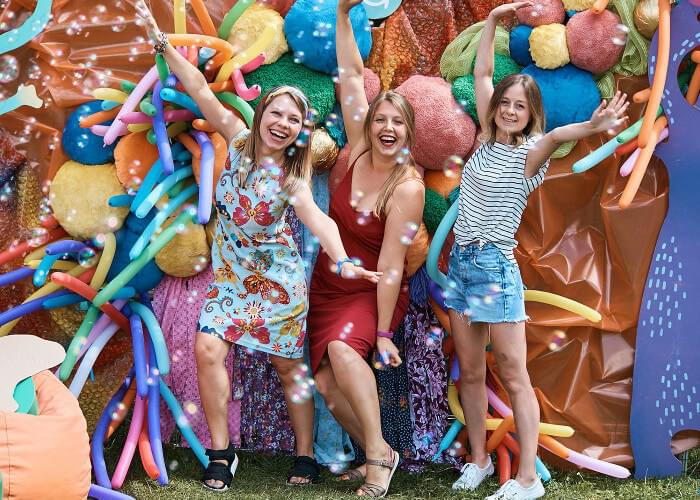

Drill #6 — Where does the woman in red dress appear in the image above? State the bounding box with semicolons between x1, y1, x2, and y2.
307;0;425;496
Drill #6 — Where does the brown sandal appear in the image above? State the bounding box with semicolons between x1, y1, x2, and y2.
356;449;400;498
338;467;365;482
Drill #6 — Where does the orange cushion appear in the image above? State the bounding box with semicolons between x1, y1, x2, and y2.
0;371;90;500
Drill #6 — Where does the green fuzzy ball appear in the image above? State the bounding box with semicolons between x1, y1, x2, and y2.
245;53;337;120
453;54;522;121
423;188;450;235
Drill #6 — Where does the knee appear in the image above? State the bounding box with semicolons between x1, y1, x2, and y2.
499;366;532;396
271;358;298;383
314;372;333;399
195;335;226;367
458;363;486;387
327;340;354;365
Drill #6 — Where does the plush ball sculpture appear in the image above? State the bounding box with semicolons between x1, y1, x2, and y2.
516;0;566;27
530;24;570;69
49;161;128;239
562;0;595;10
284;0;372;74
509;25;534;67
108;223;164;292
245;53;336;120
311;128;340;173
566;9;625;74
521;63;600;131
634;0;659;39
423;187;451;235
114;131;159;192
335;67;382;104
395;75;476;170
155;216;211;278
227;4;288;65
62;101;117;165
260;0;296;17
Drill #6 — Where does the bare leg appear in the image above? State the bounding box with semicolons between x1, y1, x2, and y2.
195;332;232;489
326;341;395;496
448;310;490;468
489;321;540;487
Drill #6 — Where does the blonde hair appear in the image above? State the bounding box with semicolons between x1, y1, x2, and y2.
236;86;313;193
481;74;546;146
363;91;421;217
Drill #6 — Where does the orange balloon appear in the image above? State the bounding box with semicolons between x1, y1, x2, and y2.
114;131;159;191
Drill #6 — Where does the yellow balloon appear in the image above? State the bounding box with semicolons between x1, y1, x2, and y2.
128;123;152;133
174;0;187;34
92;88;129;104
215;23;276;82
26;259;76;271
524;290;602;323
90;232;116;289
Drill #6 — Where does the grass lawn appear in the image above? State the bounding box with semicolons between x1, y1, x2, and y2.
106;440;700;499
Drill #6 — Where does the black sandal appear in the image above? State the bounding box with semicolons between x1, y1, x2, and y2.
286;455;321;485
202;443;239;492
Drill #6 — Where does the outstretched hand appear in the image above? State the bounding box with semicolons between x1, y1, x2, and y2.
338;0;364;14
134;0;161;43
339;262;383;283
488;1;532;20
590;91;630;134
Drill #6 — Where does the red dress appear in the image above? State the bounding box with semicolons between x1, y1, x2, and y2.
308;155;409;373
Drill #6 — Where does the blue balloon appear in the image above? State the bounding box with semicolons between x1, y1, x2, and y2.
284;0;372;75
509;25;533;67
62;100;117;164
108;226;164;292
521;64;600;132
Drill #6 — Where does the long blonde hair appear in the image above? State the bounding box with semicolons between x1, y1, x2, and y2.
480;74;546;146
236;85;313;193
363;91;421;217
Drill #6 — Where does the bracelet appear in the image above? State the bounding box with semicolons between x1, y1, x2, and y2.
153;32;169;54
335;257;354;275
376;329;394;339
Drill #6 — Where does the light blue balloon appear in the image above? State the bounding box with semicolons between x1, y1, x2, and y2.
362;0;402;19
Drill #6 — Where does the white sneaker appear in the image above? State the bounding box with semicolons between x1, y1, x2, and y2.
485;476;545;500
451;456;494;491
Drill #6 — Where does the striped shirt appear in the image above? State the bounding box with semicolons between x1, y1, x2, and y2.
453;136;549;263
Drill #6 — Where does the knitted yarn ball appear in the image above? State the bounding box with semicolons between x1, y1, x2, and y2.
114;131;158;192
634;0;659;39
329;144;351;195
284;0;372;74
567;9;625;74
49;161;128;239
440;21;510;82
530;24;570;69
62;101;117;165
423;187;450;235
227;4;288;65
521;63;600;131
516;0;566;27
323;104;346;148
509;24;534;67
452;54;521;121
335;67;381;104
245;53;336;120
562;0;595;10
155;216;211;278
395;75;476;170
109;223;164;292
311;128;339;173
259;0;295;17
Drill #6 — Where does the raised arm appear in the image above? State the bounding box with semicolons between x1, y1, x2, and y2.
336;0;370;150
525;91;629;177
375;179;425;367
474;2;531;129
136;2;246;145
291;182;381;283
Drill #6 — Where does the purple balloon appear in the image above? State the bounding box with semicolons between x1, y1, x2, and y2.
45;239;90;255
88;483;135;500
0;266;33;287
152;81;174;174
192;131;214;224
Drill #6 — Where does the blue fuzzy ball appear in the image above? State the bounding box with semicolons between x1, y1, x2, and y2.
109;225;164;293
284;0;372;75
509;25;533;67
62;100;117;165
521;64;600;131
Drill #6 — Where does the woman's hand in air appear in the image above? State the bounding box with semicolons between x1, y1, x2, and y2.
339;262;383;284
488;1;532;20
338;0;364;14
590;91;630;134
375;337;402;368
134;0;161;43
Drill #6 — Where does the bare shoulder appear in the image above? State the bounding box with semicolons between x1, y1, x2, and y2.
393;175;425;200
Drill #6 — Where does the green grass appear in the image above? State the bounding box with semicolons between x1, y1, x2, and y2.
106;441;700;499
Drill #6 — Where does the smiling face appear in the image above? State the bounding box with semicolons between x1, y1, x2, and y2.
258;94;304;154
494;83;531;138
368;100;409;158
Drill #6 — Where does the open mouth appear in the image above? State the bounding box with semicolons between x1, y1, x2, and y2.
379;134;397;147
269;128;289;141
501;117;518;125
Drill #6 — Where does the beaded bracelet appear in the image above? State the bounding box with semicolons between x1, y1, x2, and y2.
335;257;354;275
153;32;169;54
376;329;394;339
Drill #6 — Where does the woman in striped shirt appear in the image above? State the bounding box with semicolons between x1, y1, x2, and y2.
448;3;629;499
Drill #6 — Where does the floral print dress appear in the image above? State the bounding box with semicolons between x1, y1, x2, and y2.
198;130;307;359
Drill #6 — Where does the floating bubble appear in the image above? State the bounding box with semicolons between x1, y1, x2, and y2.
400;221;419;245
324;113;339;129
184;401;198;414
78;247;98;267
443;155;464;179
169;460;179;471
350;189;364;209
395;147;410;165
0;55;20;84
295;127;311;147
293;50;305;64
28;227;48;247
313;21;332;38
547;329;568;351
612;24;629;46
112;16;127;32
0;182;13;203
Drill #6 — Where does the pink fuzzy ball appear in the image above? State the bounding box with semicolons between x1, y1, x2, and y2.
395;75;476;170
566;9;625;74
335;68;382;104
329;145;351;195
516;0;566;27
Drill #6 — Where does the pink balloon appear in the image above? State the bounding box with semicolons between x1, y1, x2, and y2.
619;128;669;177
112;395;147;488
103;66;159;146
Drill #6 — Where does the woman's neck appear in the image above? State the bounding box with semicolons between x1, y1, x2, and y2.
256;144;286;165
369;149;397;174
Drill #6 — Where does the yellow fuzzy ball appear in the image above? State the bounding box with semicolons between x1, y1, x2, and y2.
529;24;570;70
634;0;659;39
227;4;288;65
562;0;595;11
49;161;128;239
311;128;340;173
155;216;211;277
